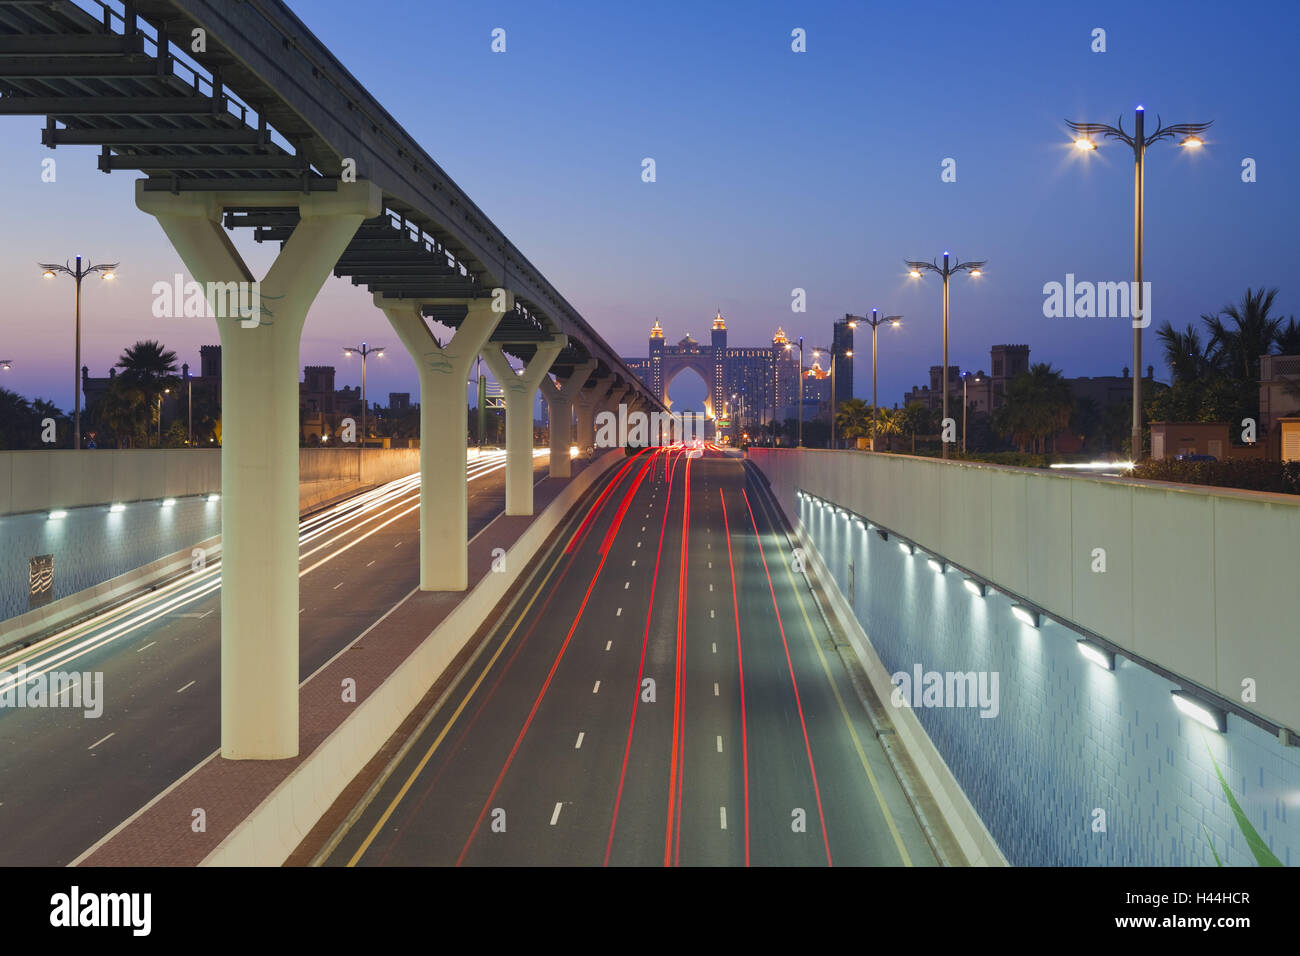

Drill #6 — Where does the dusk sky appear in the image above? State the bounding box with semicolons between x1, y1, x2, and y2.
2;0;1297;413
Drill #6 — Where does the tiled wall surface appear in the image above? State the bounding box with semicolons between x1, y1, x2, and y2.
798;495;1298;867
0;498;220;621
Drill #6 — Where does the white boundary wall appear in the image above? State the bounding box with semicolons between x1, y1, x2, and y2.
750;449;1300;733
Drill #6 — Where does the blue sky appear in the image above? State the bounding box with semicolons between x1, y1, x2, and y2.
2;0;1297;412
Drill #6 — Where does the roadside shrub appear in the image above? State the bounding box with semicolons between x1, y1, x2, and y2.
1128;458;1300;494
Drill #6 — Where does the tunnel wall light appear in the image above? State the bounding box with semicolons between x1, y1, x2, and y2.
1011;604;1041;628
927;558;946;573
109;503;126;513
207;494;221;502
898;541;914;555
48;510;68;520
1077;639;1115;671
963;577;986;597
1172;691;1226;733
161;498;177;507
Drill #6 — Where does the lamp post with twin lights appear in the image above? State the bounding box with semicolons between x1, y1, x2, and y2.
905;252;984;459
1065;106;1211;460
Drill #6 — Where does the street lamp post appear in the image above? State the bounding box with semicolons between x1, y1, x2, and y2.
851;309;902;450
961;371;981;453
157;388;170;447
343;341;384;450
811;346;850;448
186;368;193;447
905;252;984;459
38;255;118;449
1065;107;1211;460
784;337;805;447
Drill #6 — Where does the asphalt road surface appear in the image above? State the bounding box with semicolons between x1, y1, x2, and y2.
0;450;545;866
323;446;937;866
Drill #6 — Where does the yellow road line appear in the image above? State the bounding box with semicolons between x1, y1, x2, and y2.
344;514;577;866
751;481;913;866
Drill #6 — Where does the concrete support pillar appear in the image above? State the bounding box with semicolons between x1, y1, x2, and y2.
379;296;504;590
136;180;381;760
538;358;596;479
480;337;565;515
574;377;611;456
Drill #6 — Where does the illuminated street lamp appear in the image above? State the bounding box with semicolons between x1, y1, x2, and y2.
905;252;984;459
850;309;902;450
343;341;384;449
784;336;805;447
38;255;118;449
1065;106;1212;459
811;345;851;448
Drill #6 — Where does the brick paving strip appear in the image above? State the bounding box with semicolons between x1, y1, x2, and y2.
77;463;596;866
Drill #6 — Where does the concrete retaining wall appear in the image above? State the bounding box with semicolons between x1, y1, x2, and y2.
749;448;1300;732
0;448;429;517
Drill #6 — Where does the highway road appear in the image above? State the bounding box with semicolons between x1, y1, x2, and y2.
322;446;937;866
0;449;546;867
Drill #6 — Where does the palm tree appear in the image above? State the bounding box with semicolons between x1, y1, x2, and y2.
93;377;149;448
834;398;871;447
117;340;179;446
993;363;1072;453
1202;287;1284;381
1276;317;1300;356
1156;321;1216;384
0;388;33;449
873;407;903;452
900;401;933;454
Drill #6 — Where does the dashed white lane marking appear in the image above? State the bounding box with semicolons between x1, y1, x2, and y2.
136;642;156;653
88;733;115;751
712;643;717;654
394;541;403;548
333;582;344;590
575;732;585;749
720;806;728;830
631;560;637;567
366;560;376;567
605;641;612;651
624;581;630;589
710;609;715;618
716;735;723;753
641;526;646;532
709;583;713;591
708;561;712;569
300;608;306;615
550;802;563;826
177;681;196;694
637;541;642;548
714;682;720;696
707;543;710;550
592;680;601;694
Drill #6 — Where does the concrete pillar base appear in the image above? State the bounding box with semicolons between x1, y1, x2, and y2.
539;358;596;479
